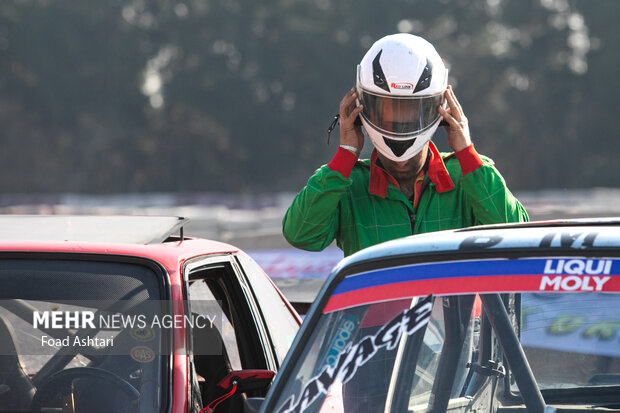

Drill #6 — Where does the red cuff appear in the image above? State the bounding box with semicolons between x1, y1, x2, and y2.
327;147;358;178
455;144;483;175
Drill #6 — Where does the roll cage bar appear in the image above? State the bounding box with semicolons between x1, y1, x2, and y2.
384;293;547;413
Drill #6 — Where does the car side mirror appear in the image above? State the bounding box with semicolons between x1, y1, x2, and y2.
217;369;275;393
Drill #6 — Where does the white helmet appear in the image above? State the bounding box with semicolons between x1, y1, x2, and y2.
356;34;448;162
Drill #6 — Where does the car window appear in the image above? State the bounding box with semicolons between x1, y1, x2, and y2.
520;292;620;389
407;297;447;408
187;277;241;370
0;258;168;413
270;294;477;413
236;253;300;365
403;296;475;412
186;260;272;368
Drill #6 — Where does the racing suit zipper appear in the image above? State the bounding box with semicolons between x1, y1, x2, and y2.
408;209;416;235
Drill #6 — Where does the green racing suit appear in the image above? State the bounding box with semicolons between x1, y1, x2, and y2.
282;142;528;256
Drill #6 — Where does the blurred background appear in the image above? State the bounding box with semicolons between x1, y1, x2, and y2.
1;0;619;296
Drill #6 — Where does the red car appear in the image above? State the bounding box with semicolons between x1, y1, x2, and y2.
0;215;301;413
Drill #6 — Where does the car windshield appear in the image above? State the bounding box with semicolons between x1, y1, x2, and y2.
0;258;168;413
521;292;620;389
270;258;620;413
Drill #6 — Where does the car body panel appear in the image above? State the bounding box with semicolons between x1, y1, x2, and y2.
260;220;620;413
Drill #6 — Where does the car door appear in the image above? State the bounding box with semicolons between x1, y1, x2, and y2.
182;254;283;412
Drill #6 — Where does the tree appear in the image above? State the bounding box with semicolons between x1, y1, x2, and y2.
0;0;616;193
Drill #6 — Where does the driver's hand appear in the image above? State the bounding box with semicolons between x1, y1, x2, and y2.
339;88;364;154
438;85;472;153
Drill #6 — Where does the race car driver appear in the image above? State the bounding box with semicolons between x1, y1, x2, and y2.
283;33;528;257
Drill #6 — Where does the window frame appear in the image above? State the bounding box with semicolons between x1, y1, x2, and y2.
182;254;277;397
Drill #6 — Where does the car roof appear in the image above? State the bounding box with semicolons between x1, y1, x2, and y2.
0;215;241;271
295;218;620;332
309;218;620;312
335;217;620;273
0;215;187;244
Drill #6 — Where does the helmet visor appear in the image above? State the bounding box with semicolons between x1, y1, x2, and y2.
358;90;445;137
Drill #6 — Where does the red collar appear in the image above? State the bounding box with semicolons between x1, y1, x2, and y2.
369;142;455;198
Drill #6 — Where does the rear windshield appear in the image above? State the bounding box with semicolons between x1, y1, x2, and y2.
0;258;168;413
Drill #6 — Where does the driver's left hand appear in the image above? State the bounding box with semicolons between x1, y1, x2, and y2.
438;85;472;153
